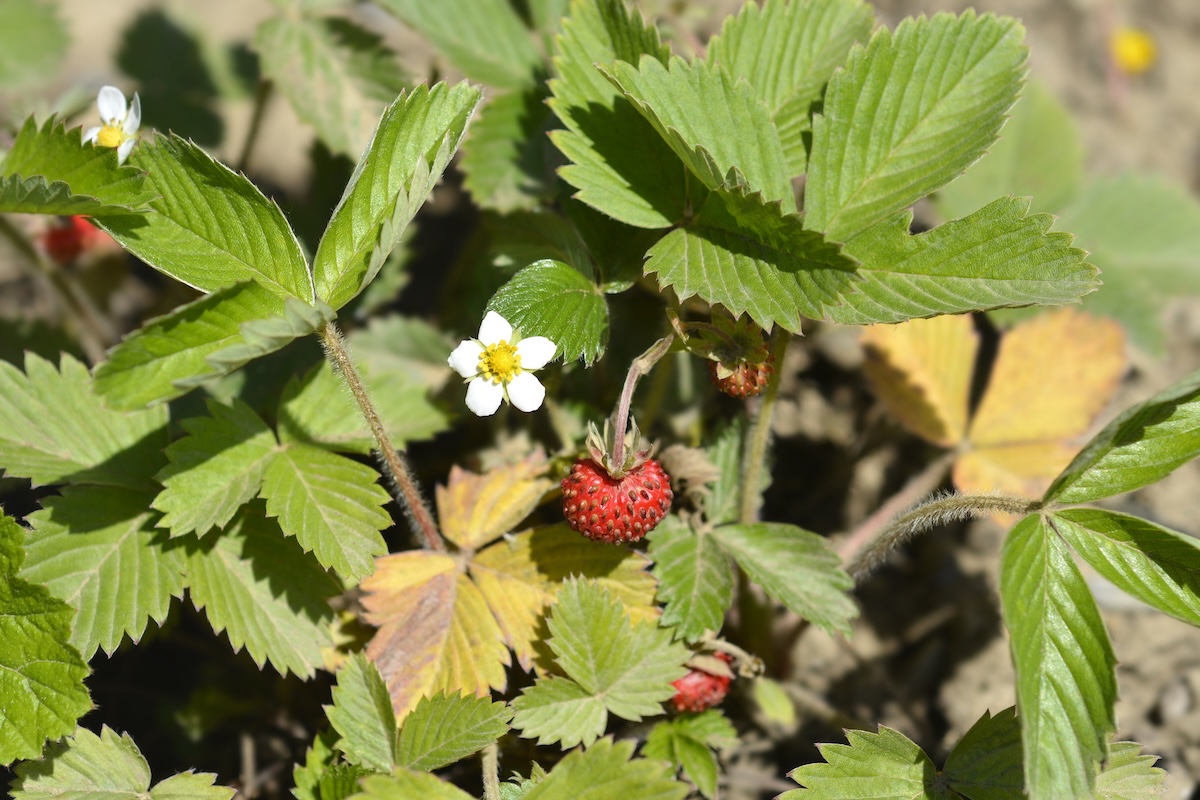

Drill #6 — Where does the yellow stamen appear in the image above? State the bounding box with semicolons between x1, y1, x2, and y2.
478;340;522;384
96;124;126;149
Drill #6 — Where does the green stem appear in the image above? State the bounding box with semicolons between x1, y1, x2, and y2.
610;333;676;468
481;743;501;800
237;79;273;174
319;321;444;551
738;331;788;524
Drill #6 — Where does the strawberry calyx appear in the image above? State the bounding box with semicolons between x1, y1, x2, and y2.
688;312;771;378
584;417;655;480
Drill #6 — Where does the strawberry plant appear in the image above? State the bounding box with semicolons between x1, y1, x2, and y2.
1;0;1199;798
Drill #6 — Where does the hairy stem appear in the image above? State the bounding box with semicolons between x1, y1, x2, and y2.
611;333;676;467
846;492;1038;582
481;743;501;800
738;331;788;524
320;321;444;551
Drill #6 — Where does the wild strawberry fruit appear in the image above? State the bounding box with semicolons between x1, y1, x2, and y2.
670;652;734;713
708;352;774;399
41;216;101;265
562;419;672;544
689;312;774;398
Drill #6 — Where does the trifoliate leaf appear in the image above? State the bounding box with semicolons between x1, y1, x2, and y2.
1052;509;1200;627
395;692;512;771
100;134;312;300
11;725;233;800
436;454;554;551
783;726;942;799
710;523;855;637
548;0;692;229
361;552;509;720
313;82;481;310
0;116;154;215
644;711;737;799
469;524;657;670
0;353;169;490
806;12;1026;242
1095;742;1166;800
376;0;542;89
935;81;1084;220
0;515;90;766
486;259;608;365
707;0;875;174
522;738;688;800
23;486;186;659
827;198;1099;325
941;707;1023;799
254;15;406;158
185;505;339;678
326;653;398;773
644;181;858;333
647;517;733;643
1000;514;1116;799
153;400;278;537
600;55;794;210
349;770;474;800
461;85;555;212
0;0;68;90
1045;368;1200;504
261;443;391;582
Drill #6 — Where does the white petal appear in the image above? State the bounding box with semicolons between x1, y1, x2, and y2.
516;336;556;370
97;86;127;124
448;340;484;378
477;311;512;345
466;378;504;416
116;139;136;165
124;93;141;135
82;127;101;144
507;372;545;413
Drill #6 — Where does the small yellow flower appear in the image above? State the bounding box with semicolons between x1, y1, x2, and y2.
1110;27;1157;76
448;311;556;416
82;85;142;164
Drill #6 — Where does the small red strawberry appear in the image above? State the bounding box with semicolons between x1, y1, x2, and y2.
708;352;774;398
688;312;774;398
41;216;102;265
671;652;734;713
562;419;672;544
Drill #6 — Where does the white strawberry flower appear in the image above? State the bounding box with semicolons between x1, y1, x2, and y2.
448;311;556;417
83;85;142;165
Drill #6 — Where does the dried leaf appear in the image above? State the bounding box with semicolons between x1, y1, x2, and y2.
436;452;553;551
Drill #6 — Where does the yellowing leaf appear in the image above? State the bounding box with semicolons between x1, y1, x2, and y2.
470;524;657;670
361;552;509;720
435;453;554;550
860;314;978;447
953;441;1079;501
967;308;1126;449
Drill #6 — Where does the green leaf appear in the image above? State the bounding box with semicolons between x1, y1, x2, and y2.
100;134;312;300
295;729;378;800
522;738;688;800
1043;369;1200;504
254;15;407;158
0;0;68;89
0;353;169;490
185;505;339;678
1051;509;1200;627
0;515;90;766
825;198;1098;325
0;116;155;215
348;315;455;390
706;418;749;526
601;55;794;210
326;653;398;772
707;0;875;174
644;181;858;333
646;517;733;643
710;522;856;637
805;12;1027;242
487;259;607;365
1095;742;1166;800
782;726;942;799
349;770;474;800
261;444;391;582
1052;174;1200;353
11;726;233;800
935;81;1084;220
377;0;542;89
1000;514;1115;799
643;712;736;799
153;400;278;537
510;675;607;748
313;82;481;310
461;86;554;212
942;707;1023;800
22;486;186;659
548;0;691;229
396;692;513;771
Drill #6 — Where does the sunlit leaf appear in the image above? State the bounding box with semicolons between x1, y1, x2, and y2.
1095;742;1166;800
782;726;939;798
326;653;398;773
521;738;688;800
487;259;608;365
647;517;733;643
436;454;554;551
395;692;512;771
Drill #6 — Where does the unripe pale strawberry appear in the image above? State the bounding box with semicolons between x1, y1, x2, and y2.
708;351;774;398
670;652;734;713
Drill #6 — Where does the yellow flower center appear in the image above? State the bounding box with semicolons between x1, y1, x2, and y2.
96;123;126;149
478;340;521;384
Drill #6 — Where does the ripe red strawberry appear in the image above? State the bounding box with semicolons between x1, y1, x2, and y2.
709;351;774;398
41;216;102;265
671;652;734;713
